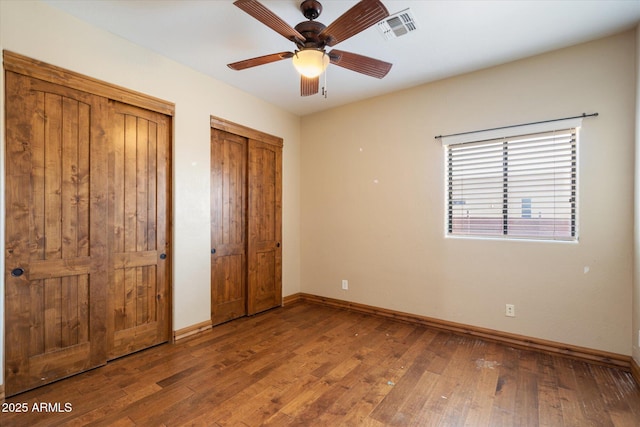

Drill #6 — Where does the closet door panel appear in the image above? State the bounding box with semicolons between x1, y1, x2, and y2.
247;139;282;315
107;102;170;359
4;72;108;396
210;129;247;325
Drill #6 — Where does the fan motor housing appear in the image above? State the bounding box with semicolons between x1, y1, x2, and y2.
294;20;326;48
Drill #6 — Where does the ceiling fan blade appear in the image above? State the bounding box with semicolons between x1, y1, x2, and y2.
329;49;392;79
228;52;294;70
301;75;319;96
233;0;305;44
319;0;389;47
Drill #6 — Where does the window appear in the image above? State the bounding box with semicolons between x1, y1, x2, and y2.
444;121;579;241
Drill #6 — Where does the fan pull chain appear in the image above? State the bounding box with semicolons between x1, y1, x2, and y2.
322;68;328;98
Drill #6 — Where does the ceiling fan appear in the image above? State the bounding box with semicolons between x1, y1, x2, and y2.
227;0;393;96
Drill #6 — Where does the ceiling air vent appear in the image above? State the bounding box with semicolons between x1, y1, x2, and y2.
377;8;418;40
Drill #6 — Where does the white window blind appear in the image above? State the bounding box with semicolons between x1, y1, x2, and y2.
445;124;578;241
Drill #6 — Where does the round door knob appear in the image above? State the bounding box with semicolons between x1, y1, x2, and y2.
159;253;167;260
211;248;216;254
11;267;24;277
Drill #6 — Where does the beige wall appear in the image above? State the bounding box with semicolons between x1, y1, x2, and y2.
0;0;302;386
301;30;636;355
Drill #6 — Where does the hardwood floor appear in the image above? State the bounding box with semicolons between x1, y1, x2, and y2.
3;302;640;426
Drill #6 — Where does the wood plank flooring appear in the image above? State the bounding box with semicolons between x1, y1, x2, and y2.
3;302;639;426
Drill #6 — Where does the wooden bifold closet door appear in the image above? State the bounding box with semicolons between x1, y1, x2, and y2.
4;71;110;397
107;101;171;360
247;138;283;315
4;52;172;396
210;117;282;326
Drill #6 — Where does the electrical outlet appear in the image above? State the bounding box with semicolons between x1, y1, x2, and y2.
505;304;515;317
341;279;348;290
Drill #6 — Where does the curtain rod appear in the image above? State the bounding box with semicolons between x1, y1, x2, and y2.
434;112;599;140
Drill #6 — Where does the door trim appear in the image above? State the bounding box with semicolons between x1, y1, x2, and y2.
210;116;283;148
3;50;175;116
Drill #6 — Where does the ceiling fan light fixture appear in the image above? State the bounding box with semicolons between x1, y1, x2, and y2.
292;49;329;78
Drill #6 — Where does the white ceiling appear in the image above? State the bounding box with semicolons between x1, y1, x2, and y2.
45;0;640;116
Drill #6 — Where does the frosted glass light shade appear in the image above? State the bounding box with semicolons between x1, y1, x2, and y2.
292;49;329;78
